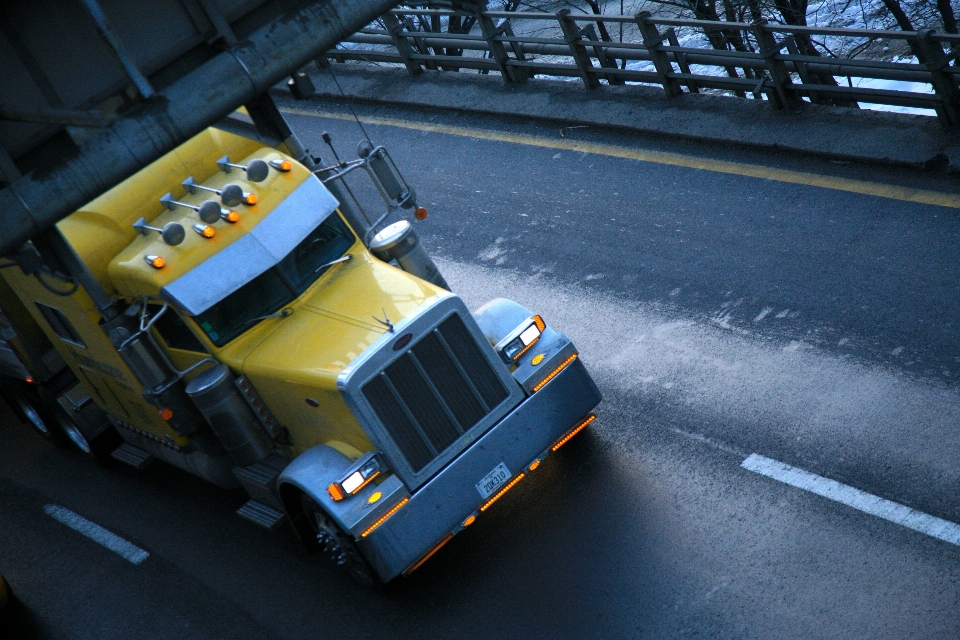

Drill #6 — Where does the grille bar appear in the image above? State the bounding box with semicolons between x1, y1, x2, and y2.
362;314;510;474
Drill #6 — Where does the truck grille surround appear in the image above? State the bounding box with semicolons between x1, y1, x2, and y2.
362;315;510;473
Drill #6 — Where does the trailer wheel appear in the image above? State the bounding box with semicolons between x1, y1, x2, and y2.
300;494;381;588
1;380;58;441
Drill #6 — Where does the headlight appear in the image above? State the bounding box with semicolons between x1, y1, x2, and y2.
496;315;546;363
328;452;385;501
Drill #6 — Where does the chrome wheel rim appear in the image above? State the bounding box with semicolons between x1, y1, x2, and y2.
16;396;51;436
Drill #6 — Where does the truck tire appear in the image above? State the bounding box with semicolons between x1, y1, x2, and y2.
1;379;59;442
300;494;381;588
49;403;122;466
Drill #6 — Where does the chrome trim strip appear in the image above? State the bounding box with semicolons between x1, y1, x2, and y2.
160;177;339;315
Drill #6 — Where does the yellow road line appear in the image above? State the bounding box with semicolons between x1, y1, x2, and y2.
282;107;960;209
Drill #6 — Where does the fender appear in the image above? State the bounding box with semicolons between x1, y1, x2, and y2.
277;444;409;550
472;298;534;346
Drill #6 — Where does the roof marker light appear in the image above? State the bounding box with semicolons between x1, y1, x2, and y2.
144;254;166;269
216;156;269;182
133;217;185;246
182;177;250;207
243;192;258;206
269;158;292;172
159;193;221;224
192;223;216;239
221;210;240;223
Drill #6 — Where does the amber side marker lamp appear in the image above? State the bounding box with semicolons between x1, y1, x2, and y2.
159;408;174;421
270;159;292;172
361;497;409;538
243;192;258;206
327;483;345;502
403;533;453;576
532;352;578;392
551;414;596;452
144;255;165;269
479;473;525;512
414;207;428;220
221;210;240;223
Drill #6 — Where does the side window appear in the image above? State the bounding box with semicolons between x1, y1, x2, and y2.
35;302;86;348
148;304;206;353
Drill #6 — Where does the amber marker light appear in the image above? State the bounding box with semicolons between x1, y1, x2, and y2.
531;353;578;392
414;206;428;220
551;414;596;452
144;255;165;269
403;534;453;576
159;408;174;421
361;497;409;538
221;210;240;223
25;377;34;384
270;158;292;172
242;192;257;206
193;224;215;238
368;491;382;505
463;515;476;527
327;483;345;502
479;473;525;512
528;459;541;472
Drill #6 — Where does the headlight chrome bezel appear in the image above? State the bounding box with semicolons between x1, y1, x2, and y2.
495;315;546;364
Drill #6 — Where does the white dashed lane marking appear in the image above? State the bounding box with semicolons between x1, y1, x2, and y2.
742;454;960;546
44;504;150;565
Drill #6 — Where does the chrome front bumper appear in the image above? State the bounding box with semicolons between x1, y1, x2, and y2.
359;356;601;581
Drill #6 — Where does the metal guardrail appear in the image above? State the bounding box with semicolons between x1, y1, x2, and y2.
318;6;960;128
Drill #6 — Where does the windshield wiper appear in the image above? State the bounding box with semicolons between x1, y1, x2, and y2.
243;307;294;327
314;254;352;273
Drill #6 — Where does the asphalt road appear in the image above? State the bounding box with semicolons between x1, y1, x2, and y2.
2;102;960;639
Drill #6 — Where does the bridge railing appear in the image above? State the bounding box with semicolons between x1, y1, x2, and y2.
317;6;960;127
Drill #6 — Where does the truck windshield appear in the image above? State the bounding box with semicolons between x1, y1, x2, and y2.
194;214;354;346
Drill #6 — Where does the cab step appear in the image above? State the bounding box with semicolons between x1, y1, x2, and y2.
237;499;285;530
110;443;153;470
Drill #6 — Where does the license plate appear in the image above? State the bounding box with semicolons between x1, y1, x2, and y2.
476;462;511;499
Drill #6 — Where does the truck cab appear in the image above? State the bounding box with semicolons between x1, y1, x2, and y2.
0;122;601;584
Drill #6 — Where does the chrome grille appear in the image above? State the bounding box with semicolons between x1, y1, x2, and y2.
362;314;510;473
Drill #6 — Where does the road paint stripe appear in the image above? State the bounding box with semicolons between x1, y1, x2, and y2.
282;107;960;210
741;454;960;546
43;504;150;565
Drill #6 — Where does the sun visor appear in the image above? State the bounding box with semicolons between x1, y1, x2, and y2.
160;177;339;315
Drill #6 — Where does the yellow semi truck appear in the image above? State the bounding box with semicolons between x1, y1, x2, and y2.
0;117;601;584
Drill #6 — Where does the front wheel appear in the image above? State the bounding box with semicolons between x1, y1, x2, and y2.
300;494;381;588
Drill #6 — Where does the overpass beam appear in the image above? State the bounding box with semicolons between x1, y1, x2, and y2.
0;0;398;258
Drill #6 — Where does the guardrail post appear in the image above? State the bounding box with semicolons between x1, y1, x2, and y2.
382;13;423;76
635;12;682;98
583;24;624;85
915;29;960;127
665;27;698;93
473;3;527;83
557;9;601;89
753;20;804;110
